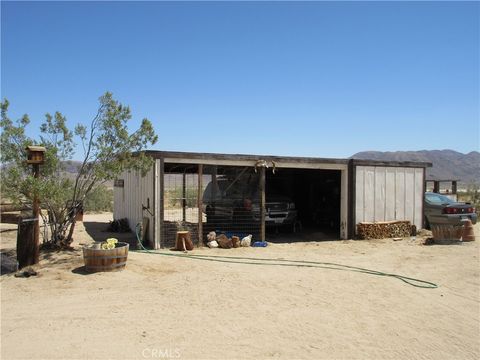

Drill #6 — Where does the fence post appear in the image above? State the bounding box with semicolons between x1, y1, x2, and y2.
17;215;36;269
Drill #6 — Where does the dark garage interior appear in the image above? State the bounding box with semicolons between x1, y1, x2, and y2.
265;168;341;242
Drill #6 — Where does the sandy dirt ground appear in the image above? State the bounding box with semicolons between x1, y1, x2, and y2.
1;213;479;360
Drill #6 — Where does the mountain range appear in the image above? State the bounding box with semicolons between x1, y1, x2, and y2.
351;150;479;185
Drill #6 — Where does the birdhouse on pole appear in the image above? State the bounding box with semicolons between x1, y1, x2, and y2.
26;146;46;165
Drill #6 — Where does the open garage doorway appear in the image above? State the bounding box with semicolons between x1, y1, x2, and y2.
265;168;342;242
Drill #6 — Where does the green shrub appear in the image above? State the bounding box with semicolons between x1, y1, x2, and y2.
84;185;113;212
458;183;480;215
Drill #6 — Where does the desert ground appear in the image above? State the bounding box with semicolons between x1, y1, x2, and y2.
1;213;479;360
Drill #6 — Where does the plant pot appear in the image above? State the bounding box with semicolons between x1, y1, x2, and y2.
83;242;129;272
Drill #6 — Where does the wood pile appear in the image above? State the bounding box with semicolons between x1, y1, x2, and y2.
357;220;411;240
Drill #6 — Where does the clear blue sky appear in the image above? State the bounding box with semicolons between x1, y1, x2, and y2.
2;1;479;160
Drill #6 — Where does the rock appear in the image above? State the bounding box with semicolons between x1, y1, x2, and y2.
241;234;252;247
207;240;219;248
232;236;240;248
216;234;233;249
207;231;216;242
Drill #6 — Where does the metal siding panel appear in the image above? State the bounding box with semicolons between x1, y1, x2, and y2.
385;168;396;221
113;186;120;219
374;167;386;221
414;168;424;229
363;166;375;222
395;169;405;220
143;167;154;242
404;168;415;223
154;159;161;249
355;166;365;224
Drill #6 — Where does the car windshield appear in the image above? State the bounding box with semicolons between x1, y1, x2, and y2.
425;193;455;205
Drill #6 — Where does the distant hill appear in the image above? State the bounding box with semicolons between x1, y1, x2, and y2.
63;160;83;173
351;150;480;185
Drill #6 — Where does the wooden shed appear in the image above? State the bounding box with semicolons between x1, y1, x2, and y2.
113;151;431;249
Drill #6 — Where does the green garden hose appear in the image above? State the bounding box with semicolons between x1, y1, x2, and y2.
134;224;438;289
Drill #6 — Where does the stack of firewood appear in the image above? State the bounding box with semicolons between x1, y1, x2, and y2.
357;220;412;240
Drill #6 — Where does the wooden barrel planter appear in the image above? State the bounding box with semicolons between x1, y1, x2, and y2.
83;242;129;272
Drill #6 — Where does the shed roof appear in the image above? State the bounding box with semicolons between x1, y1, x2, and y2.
143;150;432;168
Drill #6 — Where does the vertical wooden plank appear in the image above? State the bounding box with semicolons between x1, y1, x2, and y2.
404;168;415;224
347;160;355;239
197;164;204;247
363;166;375;222
260;166;266;241
413;168;424;229
422;168;427;229
154;160;160;249
182;172;186;222
395;168;405;220
340;168;348;239
355;166;365;224
374;167;386;221
385;168;396;221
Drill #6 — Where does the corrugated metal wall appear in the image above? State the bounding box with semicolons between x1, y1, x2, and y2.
355;166;424;230
113;165;156;243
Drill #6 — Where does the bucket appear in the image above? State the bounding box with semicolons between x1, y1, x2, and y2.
83;242;129;272
431;224;463;244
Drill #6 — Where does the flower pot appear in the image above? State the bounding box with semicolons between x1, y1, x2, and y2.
83;242;129;272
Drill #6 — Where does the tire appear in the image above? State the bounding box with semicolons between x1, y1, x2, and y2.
425;217;431;230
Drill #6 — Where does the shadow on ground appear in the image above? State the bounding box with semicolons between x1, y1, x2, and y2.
82;221;137;247
266;226;339;243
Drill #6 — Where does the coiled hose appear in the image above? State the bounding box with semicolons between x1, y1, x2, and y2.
134;223;438;289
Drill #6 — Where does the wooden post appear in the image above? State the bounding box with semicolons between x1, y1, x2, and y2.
17;163;40;268
16;216;35;269
433;181;440;193
182;171;186;222
452;181;457;194
260;166;266;242
159;159;165;248
32;163;40;264
197;164;204;247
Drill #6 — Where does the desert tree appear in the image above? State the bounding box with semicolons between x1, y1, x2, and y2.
0;92;157;248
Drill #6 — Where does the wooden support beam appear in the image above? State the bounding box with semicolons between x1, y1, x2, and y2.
32;163;40;264
159;159;165;248
182;171;186;222
452;181;457;194
197;164;204;247
260;166;266;242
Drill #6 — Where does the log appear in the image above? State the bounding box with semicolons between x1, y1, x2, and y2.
356;220;411;240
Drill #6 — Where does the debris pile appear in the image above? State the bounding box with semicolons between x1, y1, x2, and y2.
207;232;253;249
